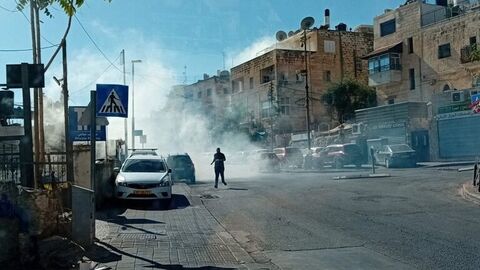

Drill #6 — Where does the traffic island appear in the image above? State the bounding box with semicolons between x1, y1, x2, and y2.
333;173;391;180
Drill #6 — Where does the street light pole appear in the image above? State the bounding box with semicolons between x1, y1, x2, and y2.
121;50;128;158
131;59;142;149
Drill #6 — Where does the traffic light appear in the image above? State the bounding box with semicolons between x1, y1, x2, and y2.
0;90;14;117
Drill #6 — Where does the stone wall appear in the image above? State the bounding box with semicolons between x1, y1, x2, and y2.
0;182;65;264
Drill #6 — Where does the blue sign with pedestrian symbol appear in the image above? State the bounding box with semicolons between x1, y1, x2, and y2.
96;84;129;117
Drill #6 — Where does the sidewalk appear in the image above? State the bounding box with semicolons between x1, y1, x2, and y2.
418;161;475;168
89;183;258;269
461;181;480;205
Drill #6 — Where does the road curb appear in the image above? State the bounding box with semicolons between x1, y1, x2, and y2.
460;182;480;205
418;161;475;168
333;173;391;180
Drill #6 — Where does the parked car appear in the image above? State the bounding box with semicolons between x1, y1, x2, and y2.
166;153;196;183
273;147;304;168
128;148;158;157
114;155;173;202
317;144;364;169
253;152;281;172
375;144;416;168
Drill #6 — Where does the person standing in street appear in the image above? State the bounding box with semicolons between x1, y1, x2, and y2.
210;148;227;188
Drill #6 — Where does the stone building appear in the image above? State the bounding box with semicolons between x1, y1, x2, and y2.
230;22;374;144
364;0;480;160
182;71;231;123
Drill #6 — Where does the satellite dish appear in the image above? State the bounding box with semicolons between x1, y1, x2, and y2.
276;31;287;41
288;31;295;37
300;16;315;30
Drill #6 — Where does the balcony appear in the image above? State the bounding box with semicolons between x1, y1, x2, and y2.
460;44;480;64
369;68;402;87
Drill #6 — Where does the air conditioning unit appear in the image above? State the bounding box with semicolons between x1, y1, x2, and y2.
451;91;465;102
352;123;363;135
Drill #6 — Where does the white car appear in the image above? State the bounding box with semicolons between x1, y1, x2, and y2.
115;155;173;202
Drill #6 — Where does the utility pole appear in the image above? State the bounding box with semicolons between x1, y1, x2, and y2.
121;50;128;158
30;0;40;186
269;81;275;151
303;29;312;150
63;40;74;185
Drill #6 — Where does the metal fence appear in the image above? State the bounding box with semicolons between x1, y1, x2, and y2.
0;143;67;186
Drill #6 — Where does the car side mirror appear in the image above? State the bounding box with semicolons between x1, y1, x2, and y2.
168;168;172;174
113;167;120;173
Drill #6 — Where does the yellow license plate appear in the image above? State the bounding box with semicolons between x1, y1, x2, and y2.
133;190;152;195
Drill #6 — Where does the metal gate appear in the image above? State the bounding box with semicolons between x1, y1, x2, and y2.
438;115;480;158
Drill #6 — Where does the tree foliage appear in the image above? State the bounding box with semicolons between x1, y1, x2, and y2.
16;0;110;17
322;79;377;123
470;44;480;62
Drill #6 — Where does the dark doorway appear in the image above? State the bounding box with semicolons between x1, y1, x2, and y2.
411;130;429;162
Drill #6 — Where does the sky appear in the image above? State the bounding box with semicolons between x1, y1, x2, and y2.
0;0;405;139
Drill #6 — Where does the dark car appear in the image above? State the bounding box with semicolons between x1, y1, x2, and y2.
375;144;416;168
254;152;281;172
273;147;304;168
318;144;364;169
166;154;196;183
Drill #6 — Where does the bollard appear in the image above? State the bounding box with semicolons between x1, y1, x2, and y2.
474;163;478;186
370;147;375;174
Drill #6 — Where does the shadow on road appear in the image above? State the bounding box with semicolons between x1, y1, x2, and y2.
93;240;237;270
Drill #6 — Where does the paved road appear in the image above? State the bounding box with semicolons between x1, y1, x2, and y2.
189;165;480;270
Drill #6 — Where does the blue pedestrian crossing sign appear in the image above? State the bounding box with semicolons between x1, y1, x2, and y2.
96;84;129;117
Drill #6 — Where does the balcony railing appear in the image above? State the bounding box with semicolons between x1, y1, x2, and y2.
369;63;402;75
461;44;480;64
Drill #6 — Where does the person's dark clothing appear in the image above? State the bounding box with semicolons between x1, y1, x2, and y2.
213;152;226;168
213;152;226;187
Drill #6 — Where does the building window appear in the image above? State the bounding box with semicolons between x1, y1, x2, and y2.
388;98;395;104
323;70;331;82
324;40;335;53
223;88;229;94
438;43;451;59
197;91;202;98
279;97;290;115
261;101;271;118
408;37;414;54
232;78;244;93
249;77;254;89
380;19;396;37
207;89;212;96
470;36;477;46
260;65;275;84
409;68;415;90
368;53;401;74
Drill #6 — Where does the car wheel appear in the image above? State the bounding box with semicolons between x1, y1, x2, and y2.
334;159;343;169
385;159;390;168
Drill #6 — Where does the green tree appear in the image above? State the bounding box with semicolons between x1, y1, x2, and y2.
16;0;89;17
470;44;480;62
322;79;377;123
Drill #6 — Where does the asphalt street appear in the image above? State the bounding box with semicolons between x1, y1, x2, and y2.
188;165;480;270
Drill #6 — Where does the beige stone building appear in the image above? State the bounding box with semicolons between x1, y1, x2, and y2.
367;0;480;105
364;0;480;160
230;24;373;142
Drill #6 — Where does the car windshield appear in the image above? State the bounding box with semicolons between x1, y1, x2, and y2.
389;144;413;152
122;159;166;172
